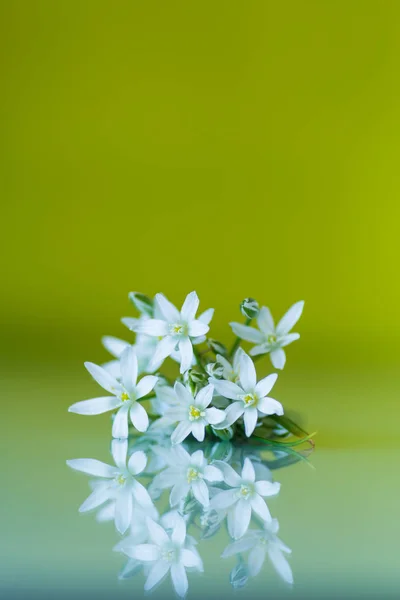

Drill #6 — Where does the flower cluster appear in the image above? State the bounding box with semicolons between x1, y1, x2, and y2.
67;291;307;596
68;291;304;442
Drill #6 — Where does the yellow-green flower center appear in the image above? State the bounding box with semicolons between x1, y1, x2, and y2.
239;484;252;499
117;474;126;485
243;393;256;407
187;467;200;483
121;392;130;402
161;548;176;562
267;334;277;344
169;322;188;336
188;405;202;420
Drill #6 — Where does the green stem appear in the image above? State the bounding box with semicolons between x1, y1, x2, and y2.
253;431;317;448
252;353;265;363
193;345;207;374
229;317;251;358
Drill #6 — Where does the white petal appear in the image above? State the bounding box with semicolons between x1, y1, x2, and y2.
270;348;286;370
178;337;193;374
120;346;138;393
101;336;129;358
203;465;224;483
239;353;257;392
243;407;258;437
212;380;243;401
128;450;147;475
250;494;271;522
188;320;209;337
121;317;140;332
111;438;128;469
144;560;170;591
254;373;278;397
191;421;205;442
192;479;209;507
181;548;202;569
155;293;180;322
230;323;264;343
268;547;293;584
241;457;256;482
198;307;214;325
68;396;121;415
171;515;186;545
249;344;269;357
221;536;257;557
174;381;193;405
190;449;205;467
130;402;149;432
248;546;266;576
136;375;158;399
66;458;117;478
221;402;244;427
115;491;132;534
180;291;199;322
79;487;111;512
149;336;177;370
214;462;242;487
195;384;214;409
210;489;237;510
132;480;154;509
170;481;190;506
257;396;284;416
232;499;252;539
146;517;169;546
256;306;275;334
276;301;304;336
137;318;169;336
84;362;121;394
171;563;188;598
205;407;225;425
255;481;281;497
130;543;160;562
171;421;192;445
280;333;300;347
112;404;130;439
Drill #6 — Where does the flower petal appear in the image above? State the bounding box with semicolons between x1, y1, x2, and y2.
203;465;224;483
121;317;140;332
170;481;190;506
241;457;255;482
198;307;214;325
102;335;129;358
130;543;160;562
243;407;258;437
137;318;169;336
276;301;304;336
255;480;281;497
188;320;209;337
257;306;275;334
221;536;258;557
250;494;271;522
257;396;284;416
195;384;214;409
230;323;264;343
255;373;278;397
78;487;111;512
270;348;286;370
174;381;193;405
171;421;192;445
210;489;237;510
115;491;132;534
191;421;205;442
192;479;209;507
136;375;158;399
120;346;138;393
149;336;177;370
212;380;243;401
171;515;186;545
111;438;128;469
180;291;199;322
268;546;293;584
66;458;117;478
178;337;193;374
239;353;257;392
112;404;130;439
171;563;188;598
155;293;181;322
220;401;244;427
132;480;154;509
146;517;169;546
213;461;242;487
205;407;225;425
68;396;121;415
84;362;121;394
280;333;300;347
144;560;170;591
181;548;202;569
128;450;147;475
232;499;251;539
130;402;149;432
248;546;267;576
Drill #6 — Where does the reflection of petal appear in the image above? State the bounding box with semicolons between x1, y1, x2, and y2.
144;560;170;591
268;546;293;584
171;563;188;598
248;546;267;576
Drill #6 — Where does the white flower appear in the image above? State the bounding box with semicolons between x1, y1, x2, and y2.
221;519;293;584
136;291;212;373
211;353;283;437
68;347;157;438
126;515;203;597
230;301;304;369
166;383;225;444
215;348;244;383
150;446;224;508
210;458;280;539
66;439;155;535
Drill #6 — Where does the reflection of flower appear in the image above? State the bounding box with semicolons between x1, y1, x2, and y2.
167;383;225;444
210;457;280;539
136;291;211;374
150;446;223;508
230;301;304;369
211;353;283;437
68;347;157;438
222;518;293;584
66;439;155;534
126;516;203;597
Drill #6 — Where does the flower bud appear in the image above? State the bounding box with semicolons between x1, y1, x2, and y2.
211;426;234;441
183;368;208;392
230;560;249;589
206;362;224;379
207;338;228;357
240;297;259;319
128;292;153;316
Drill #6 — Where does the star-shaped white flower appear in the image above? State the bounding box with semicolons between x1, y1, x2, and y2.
126;515;203;597
210;458;280;539
166;383;225;444
136;291;212;373
230;301;304;369
150;446;224;508
66;439;155;535
68;347;157;438
211;353;283;437
221;518;293;584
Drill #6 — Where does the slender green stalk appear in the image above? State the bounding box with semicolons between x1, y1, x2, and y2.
229;317;251;358
193;345;208;374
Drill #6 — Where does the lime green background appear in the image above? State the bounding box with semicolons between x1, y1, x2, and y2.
1;1;400;597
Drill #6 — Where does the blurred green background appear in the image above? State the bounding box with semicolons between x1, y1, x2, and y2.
1;1;400;598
